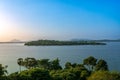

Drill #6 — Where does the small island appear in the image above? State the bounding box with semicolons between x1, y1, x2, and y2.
24;40;106;46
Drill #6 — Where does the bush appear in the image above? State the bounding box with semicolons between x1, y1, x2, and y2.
87;71;120;80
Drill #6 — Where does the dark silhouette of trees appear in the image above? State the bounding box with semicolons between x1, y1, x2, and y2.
0;56;120;80
95;59;108;71
0;64;8;76
65;62;72;69
49;58;62;70
37;59;50;69
0;64;5;76
25;40;106;46
83;56;97;71
24;57;37;69
17;58;24;72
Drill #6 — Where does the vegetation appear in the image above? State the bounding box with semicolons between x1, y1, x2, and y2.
83;56;97;71
25;40;106;46
0;64;8;76
87;71;120;80
0;56;120;80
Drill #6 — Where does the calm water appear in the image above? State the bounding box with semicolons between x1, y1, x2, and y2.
0;42;120;73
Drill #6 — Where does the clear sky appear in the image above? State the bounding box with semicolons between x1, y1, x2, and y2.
0;0;120;41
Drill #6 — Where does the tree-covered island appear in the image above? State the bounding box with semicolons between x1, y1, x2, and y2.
25;40;106;46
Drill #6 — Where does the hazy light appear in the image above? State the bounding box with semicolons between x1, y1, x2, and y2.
0;0;119;41
0;10;19;41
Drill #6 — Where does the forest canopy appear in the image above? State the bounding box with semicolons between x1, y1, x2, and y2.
0;56;120;80
25;40;106;46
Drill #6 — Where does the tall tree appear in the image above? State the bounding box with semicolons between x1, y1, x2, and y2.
65;62;72;69
24;57;37;69
49;58;62;70
83;56;97;71
0;64;8;76
17;58;23;72
95;59;108;71
37;59;50;69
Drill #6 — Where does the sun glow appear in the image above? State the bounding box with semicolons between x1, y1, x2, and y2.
0;10;30;41
0;26;7;35
0;12;11;33
0;10;19;41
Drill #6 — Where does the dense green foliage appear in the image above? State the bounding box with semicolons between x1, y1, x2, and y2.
0;64;7;77
83;56;97;71
88;71;120;80
95;59;108;71
17;58;62;70
25;40;106;46
0;56;120;80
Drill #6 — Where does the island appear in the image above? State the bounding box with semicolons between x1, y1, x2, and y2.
24;40;106;46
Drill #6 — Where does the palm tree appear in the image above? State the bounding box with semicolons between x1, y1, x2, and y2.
17;58;23;73
24;57;37;69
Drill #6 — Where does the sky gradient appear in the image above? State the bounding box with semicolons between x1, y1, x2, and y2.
0;0;120;41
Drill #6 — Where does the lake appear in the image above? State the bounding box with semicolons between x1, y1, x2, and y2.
0;42;120;73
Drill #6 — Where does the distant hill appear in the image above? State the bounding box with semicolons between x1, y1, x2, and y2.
92;39;120;42
10;39;22;42
71;39;120;42
0;39;25;43
71;39;91;41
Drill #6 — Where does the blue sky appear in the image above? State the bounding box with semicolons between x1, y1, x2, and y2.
0;0;120;41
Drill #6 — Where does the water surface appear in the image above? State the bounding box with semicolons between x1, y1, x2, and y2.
0;42;120;73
